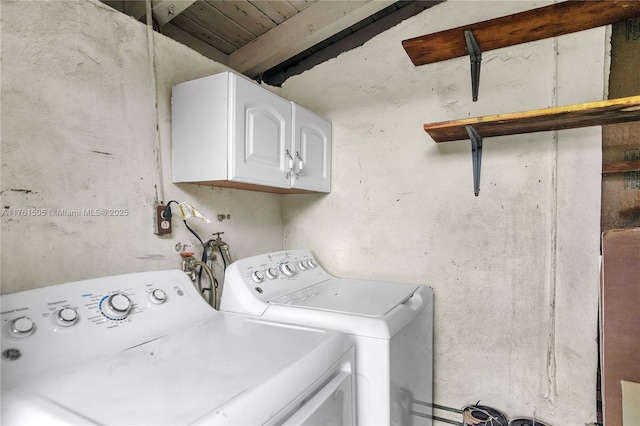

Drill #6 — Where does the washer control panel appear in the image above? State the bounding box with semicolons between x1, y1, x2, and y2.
0;270;214;388
221;250;334;316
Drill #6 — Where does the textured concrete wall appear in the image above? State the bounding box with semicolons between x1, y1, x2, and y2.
281;1;604;424
1;0;604;423
1;0;284;294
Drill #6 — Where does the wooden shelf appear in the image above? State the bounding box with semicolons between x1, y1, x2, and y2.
423;96;640;143
402;1;640;67
602;160;640;174
401;1;640;195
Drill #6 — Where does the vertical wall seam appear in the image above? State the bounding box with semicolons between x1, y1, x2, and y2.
146;0;165;205
603;25;612;101
546;34;559;406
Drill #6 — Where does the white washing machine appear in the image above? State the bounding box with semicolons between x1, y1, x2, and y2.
220;250;434;426
1;270;355;425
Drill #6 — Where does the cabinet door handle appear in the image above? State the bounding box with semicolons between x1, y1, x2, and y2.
285;149;294;179
294;151;304;179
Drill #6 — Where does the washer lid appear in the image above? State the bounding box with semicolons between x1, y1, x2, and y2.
269;278;419;317
2;315;350;426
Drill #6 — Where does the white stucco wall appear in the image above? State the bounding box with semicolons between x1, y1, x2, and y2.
281;1;604;424
0;0;284;294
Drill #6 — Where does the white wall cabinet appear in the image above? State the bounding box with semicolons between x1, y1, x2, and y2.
172;72;331;193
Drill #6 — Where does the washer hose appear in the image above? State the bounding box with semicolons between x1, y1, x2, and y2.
193;260;217;309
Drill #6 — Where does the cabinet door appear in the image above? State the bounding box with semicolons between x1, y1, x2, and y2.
291;104;332;193
230;74;292;188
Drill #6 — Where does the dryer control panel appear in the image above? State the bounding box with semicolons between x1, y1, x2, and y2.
0;270;214;389
221;250;333;316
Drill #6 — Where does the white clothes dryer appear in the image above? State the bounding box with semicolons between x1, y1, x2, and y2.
220;250;434;426
1;270;354;425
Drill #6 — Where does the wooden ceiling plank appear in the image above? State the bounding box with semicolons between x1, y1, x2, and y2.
181;1;256;48
229;0;396;76
170;14;237;54
288;0;315;13
162;23;229;64
423;96;640;143
249;0;299;24
205;0;276;38
402;1;640;66
152;0;196;26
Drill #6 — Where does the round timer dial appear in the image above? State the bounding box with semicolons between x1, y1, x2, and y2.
279;262;296;277
101;293;132;320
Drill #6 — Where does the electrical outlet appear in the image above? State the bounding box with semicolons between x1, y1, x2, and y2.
154;205;172;235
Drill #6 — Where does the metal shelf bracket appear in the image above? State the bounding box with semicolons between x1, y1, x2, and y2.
464;30;482;102
465;125;483;196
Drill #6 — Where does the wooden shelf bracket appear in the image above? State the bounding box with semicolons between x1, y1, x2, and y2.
464;30;482;102
466;125;483;196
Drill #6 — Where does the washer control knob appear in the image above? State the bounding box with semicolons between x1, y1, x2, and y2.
56;308;79;327
150;289;167;304
279;262;296;277
9;317;35;337
298;261;308;271
251;271;265;283
265;268;278;280
103;293;132;319
307;259;318;268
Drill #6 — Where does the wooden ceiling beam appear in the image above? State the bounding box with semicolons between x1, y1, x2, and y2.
229;0;396;77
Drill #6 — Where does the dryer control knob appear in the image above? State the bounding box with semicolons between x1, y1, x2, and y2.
265;268;278;280
298;261;308;270
102;293;132;319
251;271;265;283
9;317;35;337
280;262;296;277
56;308;79;327
150;289;167;304
307;259;317;268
